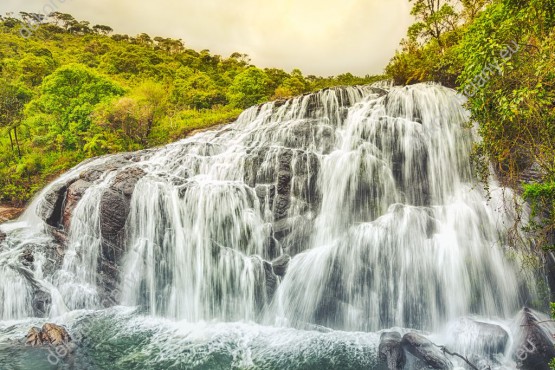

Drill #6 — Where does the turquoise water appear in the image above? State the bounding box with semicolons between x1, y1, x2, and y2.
0;307;387;370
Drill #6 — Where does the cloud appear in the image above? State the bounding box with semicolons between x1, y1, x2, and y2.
0;0;412;75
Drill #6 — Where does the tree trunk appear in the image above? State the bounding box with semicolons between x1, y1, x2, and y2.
13;127;21;158
8;130;14;154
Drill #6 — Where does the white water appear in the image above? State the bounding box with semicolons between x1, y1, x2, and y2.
0;83;544;368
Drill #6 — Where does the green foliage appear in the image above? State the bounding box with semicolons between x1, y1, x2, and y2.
458;0;555;182
27;64;125;146
386;0;492;86
408;0;458;46
523;182;555;247
227;67;271;108
0;13;384;205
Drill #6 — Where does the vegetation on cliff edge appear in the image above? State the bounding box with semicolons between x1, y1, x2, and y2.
0;12;383;204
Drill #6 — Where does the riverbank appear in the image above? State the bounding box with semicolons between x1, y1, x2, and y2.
0;205;24;222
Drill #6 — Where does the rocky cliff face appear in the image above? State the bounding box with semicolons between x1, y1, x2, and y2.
29;88;368;308
36;153;150;301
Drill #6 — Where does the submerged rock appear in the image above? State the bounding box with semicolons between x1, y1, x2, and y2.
26;323;71;347
0;230;5;243
379;331;406;370
401;332;453;370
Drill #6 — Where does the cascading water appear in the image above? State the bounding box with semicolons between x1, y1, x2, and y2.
0;83;551;369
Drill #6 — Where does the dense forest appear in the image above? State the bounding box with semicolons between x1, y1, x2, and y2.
387;0;555;251
0;12;382;205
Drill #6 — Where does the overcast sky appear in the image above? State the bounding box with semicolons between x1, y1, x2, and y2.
1;0;413;76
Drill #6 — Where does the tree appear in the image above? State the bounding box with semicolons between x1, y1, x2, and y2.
68;21;92;35
135;33;153;46
25;64;125;150
92;24;113;35
460;0;491;21
408;0;459;47
171;72;226;109
227;67;270;108
154;37;184;54
94;81;167;145
0;81;32;157
49;12;76;30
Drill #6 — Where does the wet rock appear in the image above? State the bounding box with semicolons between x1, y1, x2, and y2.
41;323;71;346
51;229;69;245
26;323;71;347
271;254;291;277
79;155;131;183
25;327;44;346
544;248;555;302
514;308;555;370
379;331;406;370
451;318;509;356
38;183;69;227
263;260;278;302
35;157;146;310
0;230;5;243
62;179;91;230
274;215;314;256
99;188;129;248
20;249;34;267
273;194;290;220
98;167;144;250
111;166;146;197
401;332;453;370
32;290;52;318
276;171;292;197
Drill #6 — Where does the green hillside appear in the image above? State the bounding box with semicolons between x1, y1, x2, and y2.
0;12;383;204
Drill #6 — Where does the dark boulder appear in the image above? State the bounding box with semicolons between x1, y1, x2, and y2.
97;166;145;301
38;183;69;228
0;230;5;243
20;249;34;267
514;308;555;370
379;331;406;370
35;157;146;308
273;194;290;220
62;179;91;230
99;166;146;263
32;290;52;318
111;166;146;197
271;254;291;277
401;332;453;370
263;260;279;302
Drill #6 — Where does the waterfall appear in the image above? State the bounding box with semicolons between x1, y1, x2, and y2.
0;83;545;369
